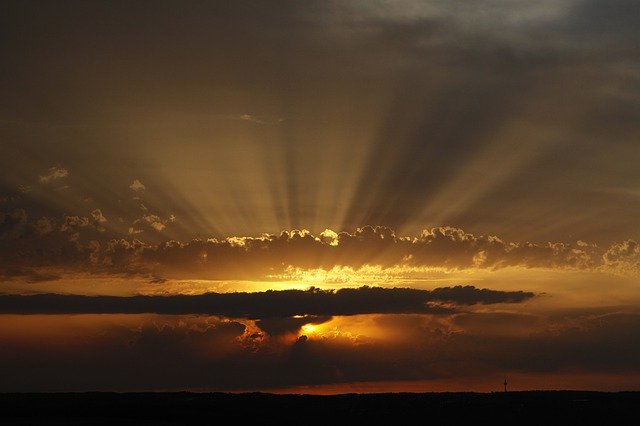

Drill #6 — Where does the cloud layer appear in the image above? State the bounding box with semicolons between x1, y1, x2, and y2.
1;212;638;282
0;285;534;316
1;309;638;392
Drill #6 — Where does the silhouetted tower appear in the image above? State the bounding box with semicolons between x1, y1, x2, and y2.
503;378;508;393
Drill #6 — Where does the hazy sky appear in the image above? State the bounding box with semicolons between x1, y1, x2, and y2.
1;0;639;392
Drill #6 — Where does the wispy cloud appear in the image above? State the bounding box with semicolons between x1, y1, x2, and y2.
39;166;69;184
129;179;146;192
238;114;284;125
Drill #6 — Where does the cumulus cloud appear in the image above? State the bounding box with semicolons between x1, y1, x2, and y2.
1;219;639;280
39;166;69;183
603;240;640;273
59;215;90;232
90;209;107;232
0;285;534;316
91;209;107;224
128;213;175;234
143;214;165;231
129;179;146;192
131;226;605;279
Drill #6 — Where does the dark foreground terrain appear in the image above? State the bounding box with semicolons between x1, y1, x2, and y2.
0;391;638;424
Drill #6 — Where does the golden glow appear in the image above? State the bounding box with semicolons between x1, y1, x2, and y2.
266;264;471;288
301;324;316;334
264;372;640;395
5;266;640;314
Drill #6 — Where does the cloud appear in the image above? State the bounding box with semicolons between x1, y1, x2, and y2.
142;214;165;231
129;214;175;234
0;285;533;316
238;114;283;125
129;317;247;357
91;209;107;224
128;227;144;235
59;215;90;233
2;0;639;248
1;309;639;392
256;315;332;337
0;266;61;283
603;240;640;274
34;217;55;236
39;166;69;183
129;179;146;192
446;312;640;374
1;219;637;280
0;209;28;240
451;312;541;335
133;226;604;279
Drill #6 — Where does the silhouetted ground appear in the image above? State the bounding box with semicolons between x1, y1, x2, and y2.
0;391;638;424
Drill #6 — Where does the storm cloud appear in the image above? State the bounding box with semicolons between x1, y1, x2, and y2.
0;309;639;392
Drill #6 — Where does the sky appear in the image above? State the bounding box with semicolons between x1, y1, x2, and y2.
1;0;639;392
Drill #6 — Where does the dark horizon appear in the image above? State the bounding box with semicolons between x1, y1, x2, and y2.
2;391;639;424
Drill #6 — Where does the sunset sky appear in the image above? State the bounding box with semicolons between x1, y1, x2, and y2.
1;0;640;392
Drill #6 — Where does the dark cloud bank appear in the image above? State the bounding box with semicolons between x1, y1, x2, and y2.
0;285;533;316
1;310;639;392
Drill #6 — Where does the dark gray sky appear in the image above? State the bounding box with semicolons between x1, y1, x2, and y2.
1;0;639;243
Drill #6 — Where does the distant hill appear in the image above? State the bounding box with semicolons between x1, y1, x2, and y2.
1;391;639;424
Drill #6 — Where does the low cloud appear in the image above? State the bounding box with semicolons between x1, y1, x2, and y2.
0;285;534;316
